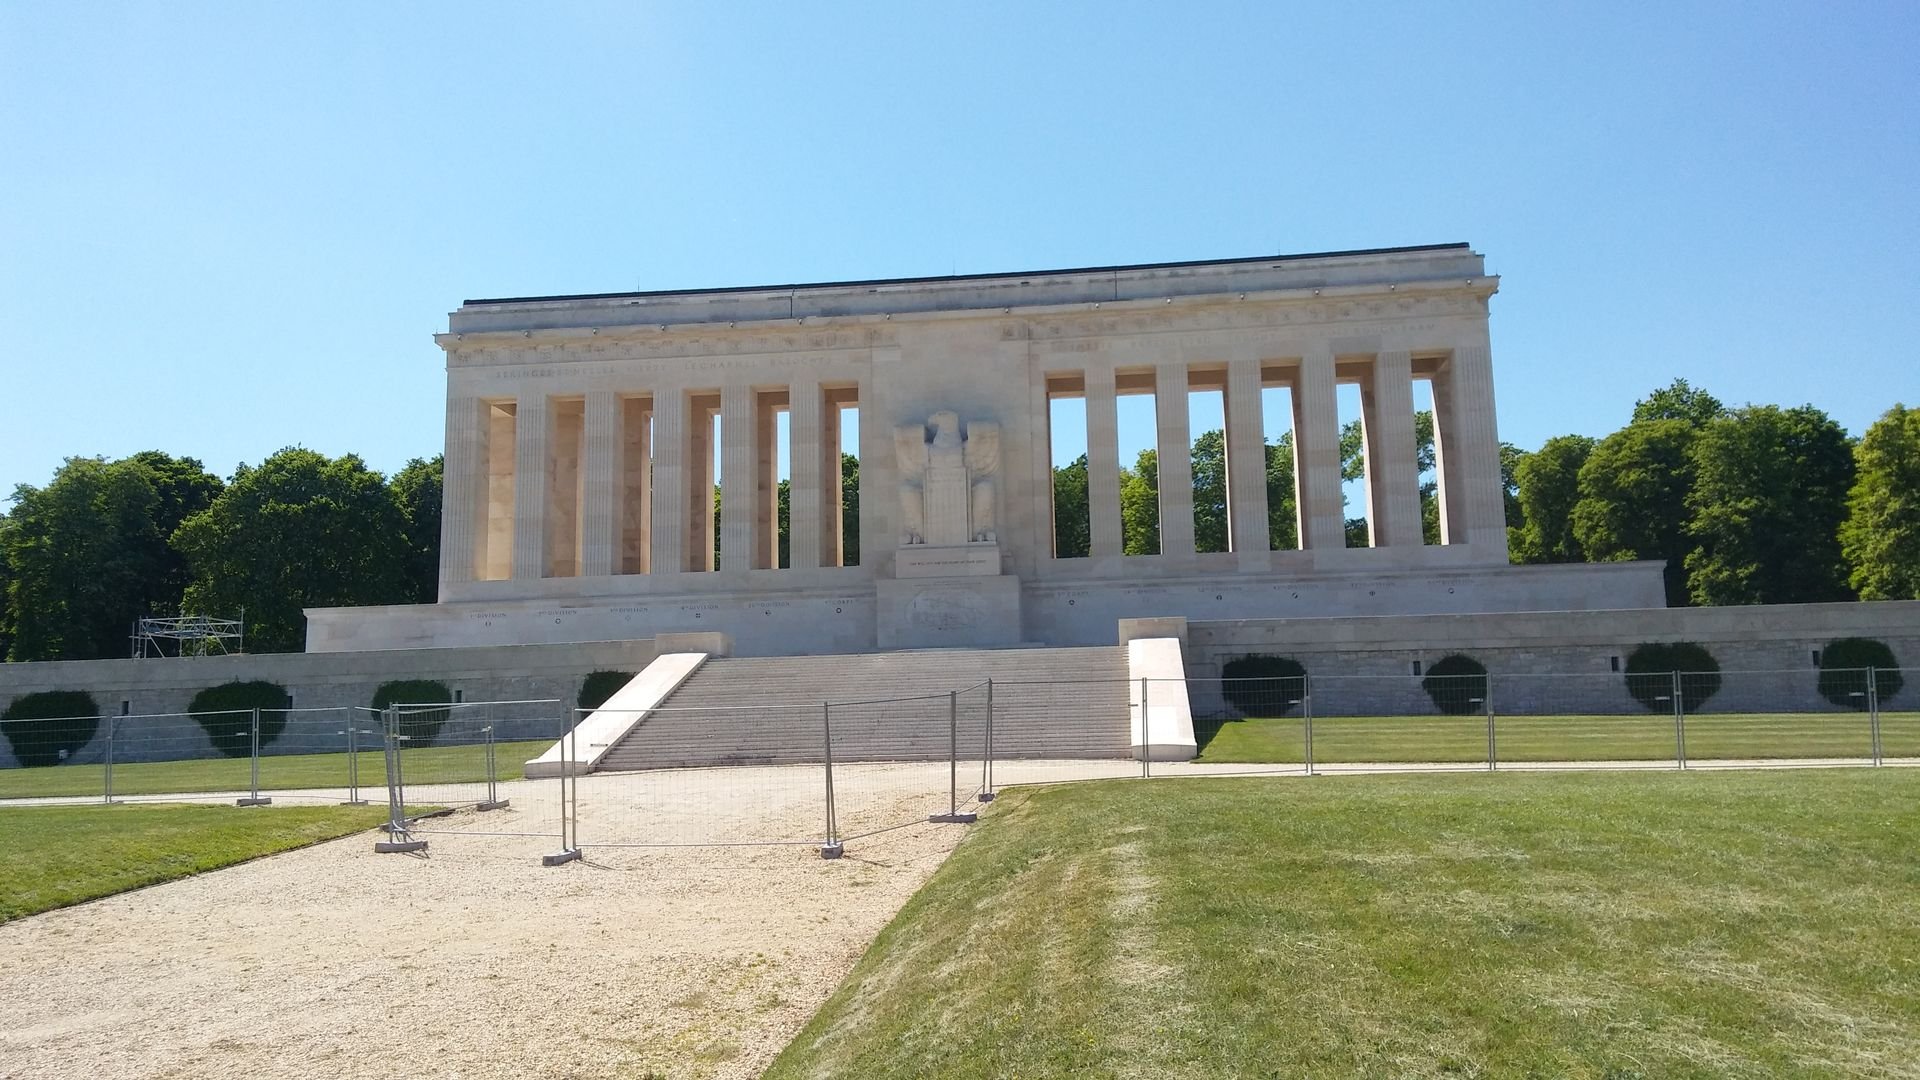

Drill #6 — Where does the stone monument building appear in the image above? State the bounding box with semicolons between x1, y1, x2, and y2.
306;244;1664;655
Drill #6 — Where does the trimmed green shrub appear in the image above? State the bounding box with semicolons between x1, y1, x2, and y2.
371;680;454;747
189;681;290;758
2;690;101;767
1817;638;1903;710
578;670;637;711
1624;642;1721;713
1422;655;1488;716
1220;655;1307;717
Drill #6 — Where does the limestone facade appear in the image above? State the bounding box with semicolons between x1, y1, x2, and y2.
306;244;1666;653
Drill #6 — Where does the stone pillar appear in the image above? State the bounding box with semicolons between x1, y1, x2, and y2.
1433;341;1505;552
719;386;755;572
821;391;849;565
546;398;584;577
857;371;887;568
1225;358;1269;564
510;391;550;579
754;392;781;569
788;384;823;570
485;404;515;580
687;394;717;571
1085;367;1123;557
579;390;621;577
439;396;486;592
649;391;686;575
1292;345;1344;550
1362;351;1421;547
1154;361;1195;557
620;397;651;574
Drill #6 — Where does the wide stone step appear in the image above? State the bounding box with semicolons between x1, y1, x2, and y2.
594;646;1131;770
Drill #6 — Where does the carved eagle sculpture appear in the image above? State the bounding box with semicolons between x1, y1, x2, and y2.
894;413;999;546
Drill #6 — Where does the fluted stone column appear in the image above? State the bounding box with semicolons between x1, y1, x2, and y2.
621;398;651;574
1362;351;1421;547
511;391;551;579
1225;358;1269;564
649;391;687;575
788;384;823;570
439;396;486;593
580;390;621;577
1154;361;1195;557
687;396;716;571
754;393;780;570
720;386;755;572
485;404;515;580
1432;341;1506;553
1293;345;1344;550
1085;367;1123;557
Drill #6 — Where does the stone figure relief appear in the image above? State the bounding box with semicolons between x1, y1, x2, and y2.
894;410;999;546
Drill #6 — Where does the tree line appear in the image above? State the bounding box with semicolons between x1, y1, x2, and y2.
1;383;1913;661
0;449;864;661
1051;380;1918;608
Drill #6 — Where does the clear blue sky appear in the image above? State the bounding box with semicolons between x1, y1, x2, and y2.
3;2;1916;496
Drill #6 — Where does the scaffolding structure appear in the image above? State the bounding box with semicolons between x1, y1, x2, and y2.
132;614;244;658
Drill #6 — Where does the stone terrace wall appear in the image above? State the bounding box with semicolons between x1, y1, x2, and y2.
1185;601;1920;719
0;640;657;768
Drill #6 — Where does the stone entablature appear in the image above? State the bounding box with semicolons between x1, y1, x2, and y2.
308;244;1651;653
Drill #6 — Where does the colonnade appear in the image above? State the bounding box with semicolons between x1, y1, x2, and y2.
1056;343;1505;558
439;381;859;590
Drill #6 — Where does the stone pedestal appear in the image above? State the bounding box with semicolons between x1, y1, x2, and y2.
876;573;1023;650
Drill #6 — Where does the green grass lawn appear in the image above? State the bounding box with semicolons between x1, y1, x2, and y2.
0;803;392;922
767;769;1920;1079
1196;710;1920;764
0;739;553;800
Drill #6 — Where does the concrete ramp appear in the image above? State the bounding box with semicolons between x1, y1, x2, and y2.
1127;638;1198;761
524;652;708;778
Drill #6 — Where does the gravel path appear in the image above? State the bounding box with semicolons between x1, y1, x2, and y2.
0;767;975;1080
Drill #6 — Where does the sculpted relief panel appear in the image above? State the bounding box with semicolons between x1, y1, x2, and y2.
894;411;999;547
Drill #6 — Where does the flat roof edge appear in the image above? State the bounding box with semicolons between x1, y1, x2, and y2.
462;243;1474;307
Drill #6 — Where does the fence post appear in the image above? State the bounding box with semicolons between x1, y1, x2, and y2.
1672;670;1687;771
819;702;843;858
1485;673;1497;772
1141;677;1151;779
103;713;115;804
1304;675;1315;777
235;706;272;806
1868;667;1882;767
478;718;509;811
542;705;583;866
930;690;976;824
342;710;367;805
979;679;995;803
376;705;427;853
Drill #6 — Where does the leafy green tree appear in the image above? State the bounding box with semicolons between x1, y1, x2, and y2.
1191;431;1228;553
1119;448;1159;555
173;449;410;652
371;679;453;747
1499;443;1527;532
840;453;860;566
777;478;791;568
127;451;225;614
0;515;13;660
1632;378;1725;426
1266;433;1297;550
1572;419;1701;605
390;456;442;603
1513;435;1596;563
1051;454;1090;558
712;482;722;569
1841;404;1920;600
1685;405;1854;605
5;458;162;660
189;681;288;757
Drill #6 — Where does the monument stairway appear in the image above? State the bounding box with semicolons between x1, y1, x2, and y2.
591;646;1132;771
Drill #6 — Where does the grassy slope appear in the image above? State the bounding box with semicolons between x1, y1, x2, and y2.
1197;711;1920;764
0;739;551;799
0;803;391;922
768;770;1920;1079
